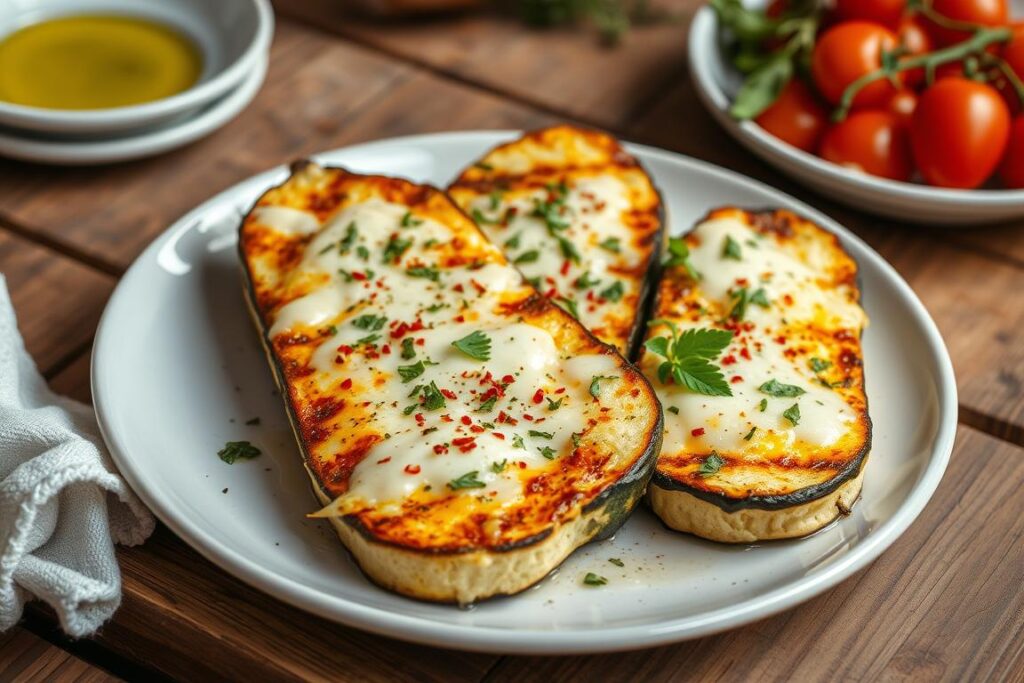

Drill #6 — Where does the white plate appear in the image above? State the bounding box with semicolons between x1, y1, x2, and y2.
92;132;957;654
0;55;266;165
0;0;273;135
688;0;1024;225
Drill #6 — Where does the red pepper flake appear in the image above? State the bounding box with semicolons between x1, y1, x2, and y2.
502;374;514;384
470;279;487;295
415;413;425;425
783;294;794;306
518;461;527;469
337;345;354;355
740;347;752;360
341;378;353;390
405;464;422;474
470;425;484;434
721;354;736;366
455;315;465;323
491;432;506;440
532;389;544;404
441;414;453;423
441;389;457;400
416;338;425;346
691;428;705;437
453;283;464;293
736;277;749;286
545;287;558;298
560;260;571;276
377;456;391;464
433;443;449;454
460;415;472;426
496;411;508;423
522;413;534;421
731;375;744;383
775;335;787;345
452;437;477;452
351;271;367;281
555;387;566;394
381;344;391;355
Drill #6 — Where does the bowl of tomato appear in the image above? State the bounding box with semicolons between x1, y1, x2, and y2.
689;0;1024;224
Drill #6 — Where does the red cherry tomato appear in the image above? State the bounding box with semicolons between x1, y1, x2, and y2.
819;110;914;181
834;0;906;29
928;0;1009;46
898;15;934;86
910;78;1011;188
755;79;829;152
884;89;918;123
812;22;902;108
999;116;1024;188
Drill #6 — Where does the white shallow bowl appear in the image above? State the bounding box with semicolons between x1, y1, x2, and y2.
0;0;273;136
92;131;957;654
0;56;266;165
688;0;1024;225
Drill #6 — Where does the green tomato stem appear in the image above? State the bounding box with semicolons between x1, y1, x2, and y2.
832;25;1013;122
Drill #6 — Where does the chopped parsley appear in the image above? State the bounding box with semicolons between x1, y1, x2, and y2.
556;235;581;263
400;337;416;360
218;441;261;464
488;190;502;210
425;302;449;313
698;452;725;477
667;406;680;415
448;471;486;490
598;237;621;253
397;359;437;383
406;266;441;282
356;333;380;346
491;459;507;473
783;403;801;426
539;446;557;460
546;397;563;411
356;245;370;260
759;379;806;398
504;233;522;249
722;235;742;260
573;271;601;289
414;381;446;411
749;287;771;308
400;211;423;228
352;314;387;331
512;434;526;449
529;430;554;439
600;280;624;302
471;208;497;225
477;394;498;412
744;426;757;441
809;357;832;373
583;572;608;586
338;222;359;254
382;235;413;263
451;331;491;361
608;558;624;567
664;236;700;280
590;375;616;399
556;296;580;319
514;250;540;265
758;398;768;412
644;322;733;396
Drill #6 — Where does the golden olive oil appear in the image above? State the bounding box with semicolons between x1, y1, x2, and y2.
0;15;202;110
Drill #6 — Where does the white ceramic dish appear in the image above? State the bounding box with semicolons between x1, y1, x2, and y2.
92;131;957;654
688;0;1024;225
0;56;266;165
0;0;273;136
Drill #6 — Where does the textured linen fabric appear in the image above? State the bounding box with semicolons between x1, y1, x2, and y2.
0;276;154;636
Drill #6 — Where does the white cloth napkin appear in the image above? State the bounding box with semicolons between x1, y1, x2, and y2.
0;275;154;637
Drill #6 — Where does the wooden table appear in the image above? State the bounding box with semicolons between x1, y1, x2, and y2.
4;2;1024;681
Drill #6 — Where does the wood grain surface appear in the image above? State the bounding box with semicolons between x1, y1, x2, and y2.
2;5;1023;682
0;629;121;683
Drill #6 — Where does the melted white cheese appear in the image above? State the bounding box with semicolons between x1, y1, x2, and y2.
651;215;865;456
257;199;620;514
466;175;640;339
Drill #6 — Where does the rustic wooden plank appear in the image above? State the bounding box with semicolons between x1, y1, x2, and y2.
629;84;1024;446
0;231;113;373
486;425;1024;682
41;353;497;683
0;19;554;273
0;628;121;683
275;0;695;130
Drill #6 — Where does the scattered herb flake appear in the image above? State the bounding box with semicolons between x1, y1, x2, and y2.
398;359;437;383
539;446;557;459
546;397;563;411
664;236;700;280
698;452;725;477
600;280;625;302
583;572;608;586
400;337;416;360
608;558;624;567
448;471;486;490
644;322;734;396
598;237;621;253
783;403;801;426
744;426;757;441
590;375;617;399
529;430;554;439
809;357;832;373
723;235;742;260
514;250;540;265
759;379;805;398
451;330;491;361
352;314;387;331
218;441;261;464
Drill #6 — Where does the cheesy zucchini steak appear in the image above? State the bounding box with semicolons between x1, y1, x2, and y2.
642;208;871;543
239;162;662;604
448;125;663;356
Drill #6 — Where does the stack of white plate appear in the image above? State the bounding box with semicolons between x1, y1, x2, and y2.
0;0;274;165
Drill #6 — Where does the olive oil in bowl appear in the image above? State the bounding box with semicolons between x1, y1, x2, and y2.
0;15;202;110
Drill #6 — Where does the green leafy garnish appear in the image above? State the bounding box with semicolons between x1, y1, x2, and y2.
759;379;805;398
471;208;497;225
505;233;522;249
382;235;413;263
667;406;680;415
556;296;580;319
529;430;553;439
488;190;503;210
398;359;437;383
491;459;507;473
573;271;600;289
722;235;742;260
451;331;491;361
600;280;624;302
514;250;540;265
598;237;621;253
783;403;801;426
546;397;563;411
644;322;733;396
338;222;359;254
406;266;441;282
425;302;448;313
744;426;757;441
583;572;608;586
512;434;525;450
356;334;380;346
590;375;616;399
557;235;582;263
400;211;423;228
539;446;557;460
664;236;700;280
400;337;416;360
356;245;370;260
758;398;768;412
352;314;387;331
421;381;446;411
809;357;832;373
218;441;261;464
448;471;486;490
698;452;725;477
749;287;771;308
477;394;498;412
608;558;624;567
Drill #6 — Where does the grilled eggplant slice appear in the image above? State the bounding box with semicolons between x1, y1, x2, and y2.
448;125;663;356
642;208;871;543
239;162;662;603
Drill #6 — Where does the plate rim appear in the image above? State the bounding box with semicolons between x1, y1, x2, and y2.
91;130;958;654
